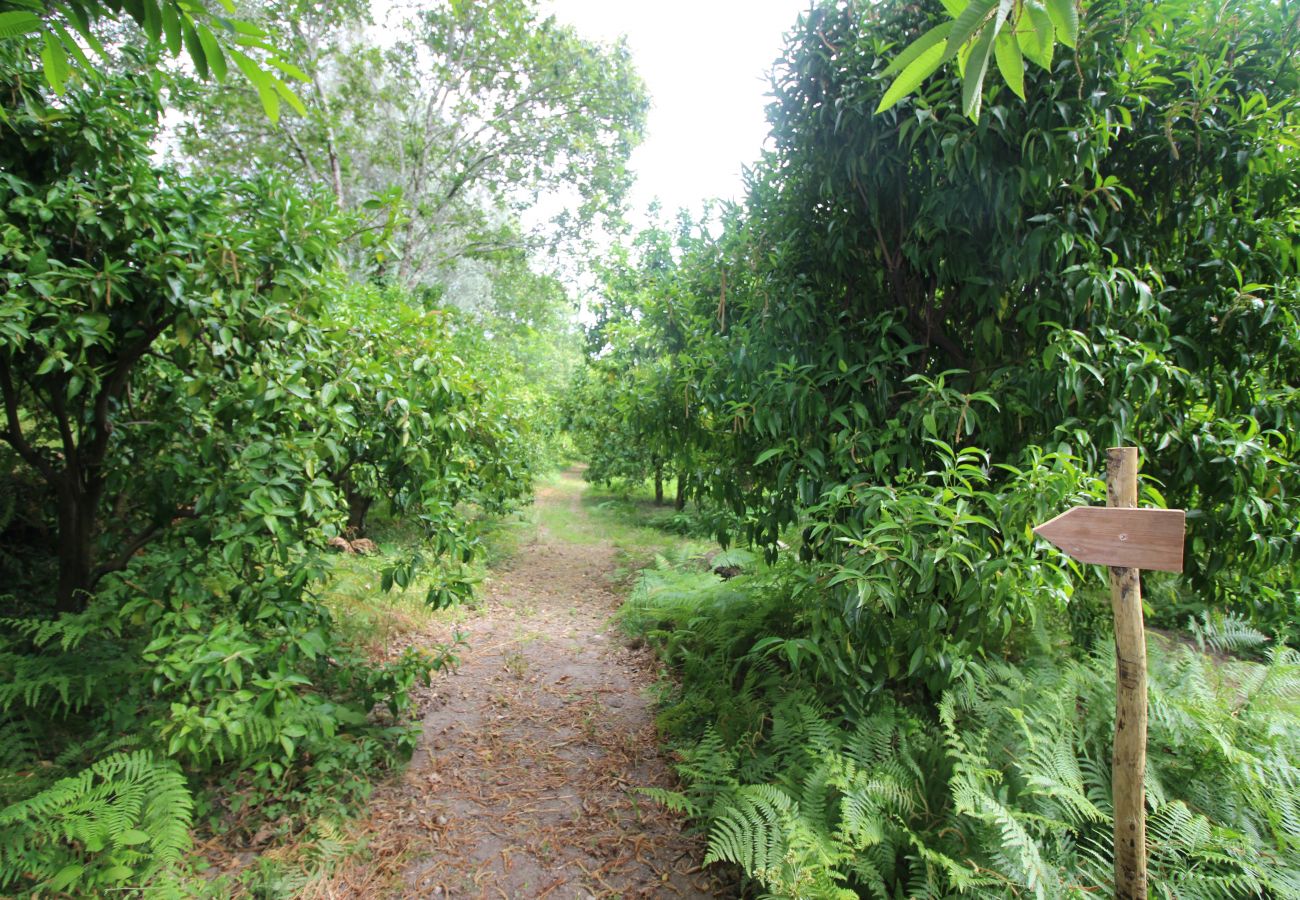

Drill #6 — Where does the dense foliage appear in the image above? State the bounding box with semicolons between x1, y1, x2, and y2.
0;0;630;888
573;0;1300;895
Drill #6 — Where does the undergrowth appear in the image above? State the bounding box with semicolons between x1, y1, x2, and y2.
0;502;494;897
624;556;1300;898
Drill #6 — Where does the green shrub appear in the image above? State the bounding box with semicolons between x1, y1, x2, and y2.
631;557;1300;898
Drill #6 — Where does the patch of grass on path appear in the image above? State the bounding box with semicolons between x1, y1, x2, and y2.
537;469;710;575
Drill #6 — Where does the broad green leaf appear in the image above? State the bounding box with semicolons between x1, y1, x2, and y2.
881;21;953;78
141;0;161;43
994;27;1025;99
196;24;226;80
41;30;68;95
1046;0;1078;48
52;25;93;73
48;865;84;891
0;10;41;38
228;47;283;120
117;828;151;845
944;0;998;60
1018;3;1056;68
256;78;280;122
876;39;947;113
961;19;998;119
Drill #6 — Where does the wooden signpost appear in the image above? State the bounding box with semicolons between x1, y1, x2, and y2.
1033;447;1186;900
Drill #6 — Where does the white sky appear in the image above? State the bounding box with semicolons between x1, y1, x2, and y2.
543;0;810;225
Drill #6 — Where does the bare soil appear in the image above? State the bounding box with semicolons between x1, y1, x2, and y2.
309;474;729;899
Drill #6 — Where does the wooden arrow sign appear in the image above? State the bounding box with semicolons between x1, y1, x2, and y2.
1035;449;1189;900
1033;506;1185;572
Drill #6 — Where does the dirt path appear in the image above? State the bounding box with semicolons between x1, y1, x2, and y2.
314;471;727;899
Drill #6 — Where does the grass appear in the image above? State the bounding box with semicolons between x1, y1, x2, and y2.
537;469;710;578
319;500;536;657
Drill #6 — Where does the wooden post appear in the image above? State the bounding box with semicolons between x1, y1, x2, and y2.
1107;446;1147;900
1035;447;1184;899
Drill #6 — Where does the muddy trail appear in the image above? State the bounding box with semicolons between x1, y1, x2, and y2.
313;470;729;899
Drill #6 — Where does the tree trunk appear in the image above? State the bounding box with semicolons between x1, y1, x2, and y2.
654;463;664;506
55;476;94;614
346;487;374;536
675;477;686;511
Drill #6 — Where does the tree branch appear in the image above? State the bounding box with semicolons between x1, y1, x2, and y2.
0;357;57;482
88;507;196;588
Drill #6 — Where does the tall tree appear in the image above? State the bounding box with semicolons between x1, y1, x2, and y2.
175;0;648;286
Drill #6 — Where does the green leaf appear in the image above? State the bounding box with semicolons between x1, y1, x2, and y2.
47;865;84;891
994;27;1025;99
270;74;307;116
961;19;998;120
181;18;208;79
944;0;998;60
161;2;182;54
266;56;310;82
755;447;784;465
907;642;925;676
196;25;226;80
117;828;151;846
256;79;281;121
52;25;93;73
41;31;69;95
876;38;947;114
0;11;42;38
1046;0;1078;48
102;865;134;882
141;0;161;43
881;21;953;78
1018;3;1056;68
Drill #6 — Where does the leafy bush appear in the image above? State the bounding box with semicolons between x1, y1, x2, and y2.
0;47;533;894
630;559;1300;898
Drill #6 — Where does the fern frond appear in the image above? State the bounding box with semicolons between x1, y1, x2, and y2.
0;750;193;893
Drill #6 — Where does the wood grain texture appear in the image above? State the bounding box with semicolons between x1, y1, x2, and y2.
1107;447;1148;900
1033;507;1185;572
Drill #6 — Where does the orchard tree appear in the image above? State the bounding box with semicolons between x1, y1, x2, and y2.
0;51;343;613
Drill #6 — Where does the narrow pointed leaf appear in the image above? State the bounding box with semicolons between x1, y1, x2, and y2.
267;57;310;82
162;2;182;54
255;77;280;122
961;19;997;120
53;25;93;73
181;18;208;79
882;21;953;78
876;39;947;113
196;24;226;80
141;0;161;43
270;73;307;115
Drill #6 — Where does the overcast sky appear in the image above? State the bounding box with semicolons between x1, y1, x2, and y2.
543;0;810;225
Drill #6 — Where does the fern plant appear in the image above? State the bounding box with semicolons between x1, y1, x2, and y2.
630;557;1300;898
0;750;193;894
